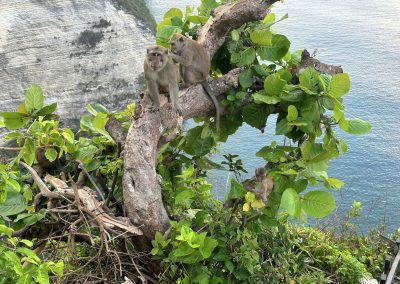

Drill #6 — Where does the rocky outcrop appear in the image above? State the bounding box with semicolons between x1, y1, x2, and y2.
0;0;155;131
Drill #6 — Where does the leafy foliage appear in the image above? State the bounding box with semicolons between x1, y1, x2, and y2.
0;226;63;283
0;0;377;282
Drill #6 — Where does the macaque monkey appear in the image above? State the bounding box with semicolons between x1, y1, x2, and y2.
253;168;273;201
169;34;221;132
144;45;180;113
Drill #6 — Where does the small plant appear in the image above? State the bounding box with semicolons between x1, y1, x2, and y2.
0;225;63;283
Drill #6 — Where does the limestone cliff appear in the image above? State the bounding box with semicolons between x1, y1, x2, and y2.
0;0;155;130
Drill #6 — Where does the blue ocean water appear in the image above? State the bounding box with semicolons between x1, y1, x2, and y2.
146;0;400;231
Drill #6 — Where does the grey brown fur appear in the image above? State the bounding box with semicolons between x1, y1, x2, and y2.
144;45;180;112
170;34;221;132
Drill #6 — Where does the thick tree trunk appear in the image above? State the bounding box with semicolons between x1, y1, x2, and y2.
122;0;279;247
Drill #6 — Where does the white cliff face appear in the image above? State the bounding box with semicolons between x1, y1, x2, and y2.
0;0;154;128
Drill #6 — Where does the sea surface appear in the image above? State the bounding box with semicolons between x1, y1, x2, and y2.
145;0;400;232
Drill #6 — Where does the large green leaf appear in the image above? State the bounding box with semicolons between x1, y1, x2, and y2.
328;73;350;98
344;118;371;135
175;189;196;204
25;84;44;112
0;112;29;129
299;67;320;93
76;144;99;163
0;190;26;217
199;237;218;258
242;103;273;129
280;188;300;217
264;73;286;96
239;69;253;88
181;126;213;156
36;103;57;116
250;29;272;45
44;148;58;162
238;47;256;66
164;8;183;19
253;92;280;105
302;191;336;218
228;180;246;200
257;34;290;62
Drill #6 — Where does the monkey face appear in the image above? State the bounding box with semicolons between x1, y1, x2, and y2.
170;33;185;55
146;46;169;71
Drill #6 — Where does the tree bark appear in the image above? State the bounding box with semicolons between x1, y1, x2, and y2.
122;0;280;246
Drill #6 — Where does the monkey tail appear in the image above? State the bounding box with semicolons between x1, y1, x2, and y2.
201;81;220;134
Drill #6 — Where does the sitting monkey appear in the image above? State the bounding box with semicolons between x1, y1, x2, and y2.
144;45;180;113
169;34;221;132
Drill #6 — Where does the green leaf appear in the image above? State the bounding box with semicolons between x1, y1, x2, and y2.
344;118;372;135
33;266;50;284
76;145;99;163
277;68;292;83
286;105;298;122
339;139;348;153
231;30;240;41
0;112;29;129
62;128;74;144
5;178;21;192
16;247;41;265
23;138;35;166
239;69;253;88
325;177;344;190
198;0;218;16
156;26;182;47
0;224;14;238
253;65;269;76
16;275;33;284
5;251;23;275
92;113;113;141
36;103;57;116
49;261;63;277
0;190;26;216
199;238;218;258
24;84;44;112
224;260;235;273
228;180;246;199
253;92;280;105
187;15;208;24
164;8;183;19
242;103;273;129
280;188;300;217
328;73;350;98
44;148;57;162
19;239;34;247
250;29;272;45
302;191;336;218
264;73;286;96
257;34;290;62
181;126;213;156
238;47;256;66
299;67;320;93
14;209;46;226
175;189;196;204
263;13;276;24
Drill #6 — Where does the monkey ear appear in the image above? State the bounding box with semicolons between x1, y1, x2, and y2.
146;48;150;54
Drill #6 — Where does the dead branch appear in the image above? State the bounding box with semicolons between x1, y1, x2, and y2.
21;163;142;237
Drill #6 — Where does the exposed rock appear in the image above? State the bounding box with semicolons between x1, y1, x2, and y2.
0;0;155;134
